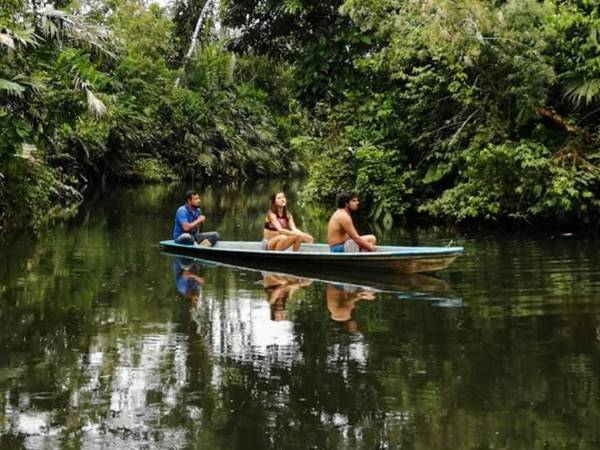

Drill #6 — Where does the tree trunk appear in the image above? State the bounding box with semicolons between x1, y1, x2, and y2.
175;0;213;87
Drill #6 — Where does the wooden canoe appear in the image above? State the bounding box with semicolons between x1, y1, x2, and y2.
159;240;463;274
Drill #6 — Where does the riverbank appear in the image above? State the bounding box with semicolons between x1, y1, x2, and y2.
2;167;597;244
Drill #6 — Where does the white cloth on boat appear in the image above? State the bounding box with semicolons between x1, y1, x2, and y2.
343;239;360;253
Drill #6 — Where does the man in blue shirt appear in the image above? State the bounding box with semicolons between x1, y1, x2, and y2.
173;191;220;246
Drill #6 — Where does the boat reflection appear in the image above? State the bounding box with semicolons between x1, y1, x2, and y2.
164;250;458;297
168;255;462;370
170;254;462;317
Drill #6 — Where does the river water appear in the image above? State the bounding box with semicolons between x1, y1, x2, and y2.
1;180;600;449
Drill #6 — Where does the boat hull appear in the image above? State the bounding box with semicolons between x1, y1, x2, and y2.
165;254;459;301
159;240;463;274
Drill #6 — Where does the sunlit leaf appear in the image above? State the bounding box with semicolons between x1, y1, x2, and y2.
85;89;107;118
424;163;452;184
0;78;26;96
0;32;15;50
564;77;600;106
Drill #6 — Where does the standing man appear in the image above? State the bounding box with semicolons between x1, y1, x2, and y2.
327;191;377;252
173;190;220;246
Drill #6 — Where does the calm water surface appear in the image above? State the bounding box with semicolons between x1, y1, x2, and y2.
1;180;600;449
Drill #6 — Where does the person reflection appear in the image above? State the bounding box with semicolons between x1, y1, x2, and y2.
263;273;312;321
326;283;375;333
173;257;205;306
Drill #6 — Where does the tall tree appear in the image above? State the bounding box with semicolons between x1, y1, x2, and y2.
221;0;374;105
172;0;214;59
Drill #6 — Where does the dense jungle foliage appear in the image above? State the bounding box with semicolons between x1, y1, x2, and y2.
224;0;600;226
0;0;305;232
2;0;600;232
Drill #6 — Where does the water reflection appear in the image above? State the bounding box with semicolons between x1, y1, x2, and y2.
173;256;205;303
326;284;375;333
262;273;313;321
173;259;304;366
0;242;464;447
163;249;458;297
170;255;464;338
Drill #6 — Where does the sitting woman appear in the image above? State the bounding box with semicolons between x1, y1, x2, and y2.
263;192;314;251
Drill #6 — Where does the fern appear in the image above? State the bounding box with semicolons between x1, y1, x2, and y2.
0;78;25;96
36;5;115;59
564;77;600;106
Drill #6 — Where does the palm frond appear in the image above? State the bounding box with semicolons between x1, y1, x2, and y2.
85;89;107;118
72;74;107;118
36;5;115;59
564;77;600;106
0;32;15;50
0;78;26;96
13;73;45;93
10;26;38;47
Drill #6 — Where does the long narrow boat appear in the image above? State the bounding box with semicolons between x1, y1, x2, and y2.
159;240;464;274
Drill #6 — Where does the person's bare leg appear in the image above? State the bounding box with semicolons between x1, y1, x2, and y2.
292;235;302;252
360;234;377;252
300;234;314;244
363;234;376;244
275;235;298;251
267;235;286;251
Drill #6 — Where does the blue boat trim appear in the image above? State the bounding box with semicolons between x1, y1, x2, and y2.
159;240;464;257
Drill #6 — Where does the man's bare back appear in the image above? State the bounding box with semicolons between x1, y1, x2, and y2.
327;209;352;246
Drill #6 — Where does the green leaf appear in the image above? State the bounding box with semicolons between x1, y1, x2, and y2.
16;121;33;139
564;77;600;106
382;211;393;230
423;163;452;184
0;78;26;95
370;202;383;221
282;0;303;15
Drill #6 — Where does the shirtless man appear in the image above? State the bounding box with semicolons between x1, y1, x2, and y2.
327;192;377;252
